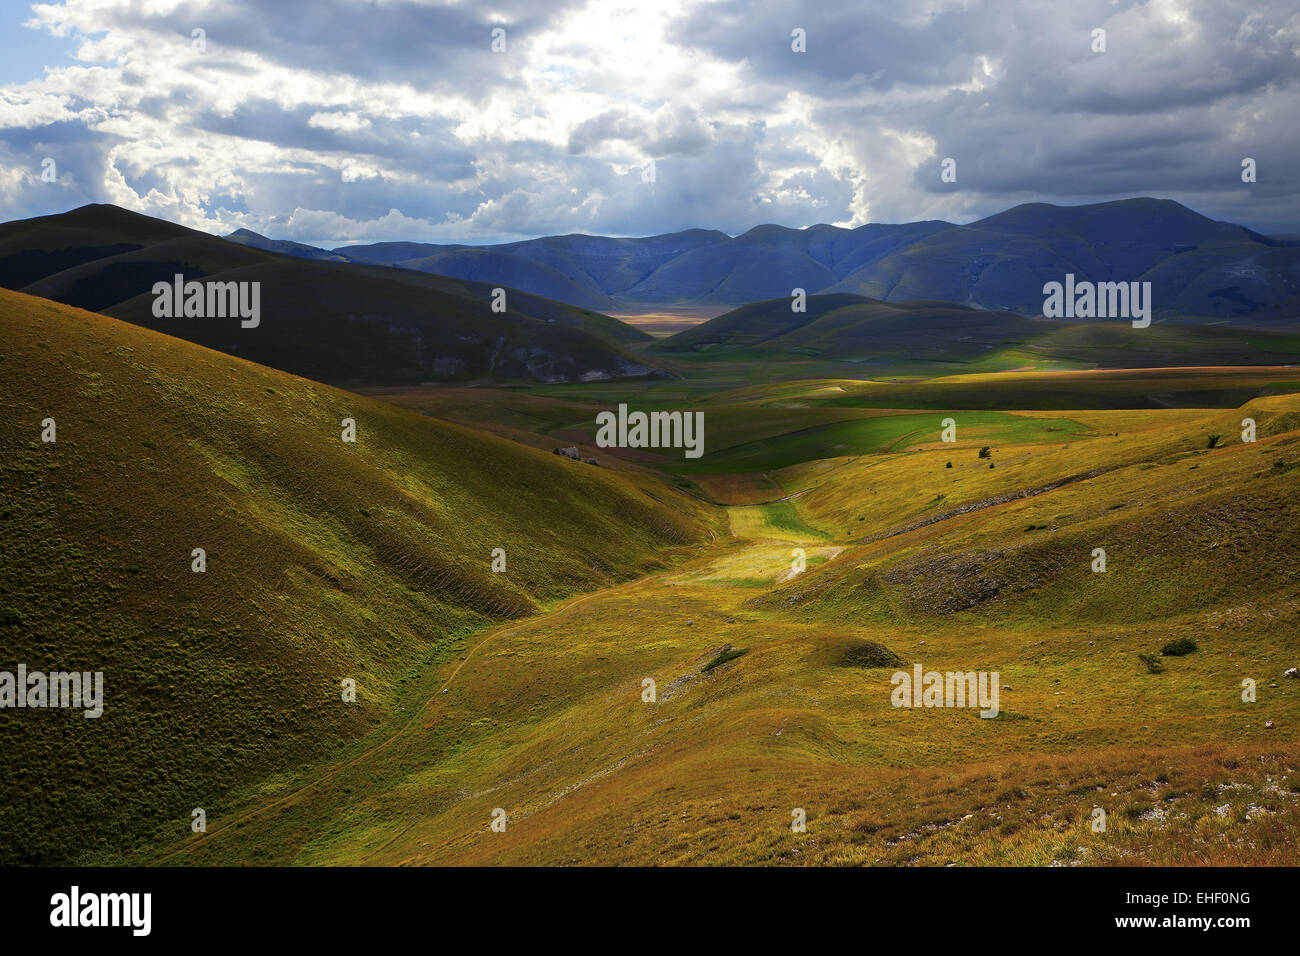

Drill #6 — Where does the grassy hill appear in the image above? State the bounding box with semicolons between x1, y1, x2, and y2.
656;293;1300;370
0;287;717;864
763;401;1300;626
0;205;657;386
4;257;1299;868
655;294;1043;359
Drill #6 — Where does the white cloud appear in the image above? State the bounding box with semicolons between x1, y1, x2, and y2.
308;110;371;132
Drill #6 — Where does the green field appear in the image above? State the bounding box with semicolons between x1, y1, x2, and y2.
667;410;1090;474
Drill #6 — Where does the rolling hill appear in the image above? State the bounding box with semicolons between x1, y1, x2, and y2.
4;281;1298;867
338;229;735;311
330;221;950;311
0;205;660;386
0;286;717;864
224;228;352;262
654;293;1300;369
656;294;1042;357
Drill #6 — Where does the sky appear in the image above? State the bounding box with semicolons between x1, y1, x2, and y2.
0;0;1297;246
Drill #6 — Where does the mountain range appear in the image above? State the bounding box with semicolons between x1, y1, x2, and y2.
4;198;1299;391
230;198;1300;322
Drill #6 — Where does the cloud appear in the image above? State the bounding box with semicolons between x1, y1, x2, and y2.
0;0;1296;244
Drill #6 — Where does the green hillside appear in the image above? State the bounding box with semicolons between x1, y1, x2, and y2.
657;294;1300;370
0;287;716;864
0;205;655;386
656;294;1041;360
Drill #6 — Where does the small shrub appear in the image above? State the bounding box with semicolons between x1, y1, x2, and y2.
1207;434;1220;448
1160;637;1198;657
978;446;991;459
1138;653;1164;674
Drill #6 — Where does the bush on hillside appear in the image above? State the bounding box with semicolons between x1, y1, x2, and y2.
1138;653;1164;674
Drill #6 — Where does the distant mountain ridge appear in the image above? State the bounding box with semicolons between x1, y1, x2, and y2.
233;198;1300;322
225;227;351;262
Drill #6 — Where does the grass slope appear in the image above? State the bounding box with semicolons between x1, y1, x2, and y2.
656;294;1300;370
0;287;716;864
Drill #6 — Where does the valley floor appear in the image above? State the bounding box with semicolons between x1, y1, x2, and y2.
151;429;1300;865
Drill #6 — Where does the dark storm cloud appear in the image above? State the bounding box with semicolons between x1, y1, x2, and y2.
668;0;1300;232
669;0;996;90
61;0;584;90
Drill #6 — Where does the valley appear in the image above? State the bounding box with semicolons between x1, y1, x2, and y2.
146;391;1300;866
4;283;1297;866
3;198;1300;868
